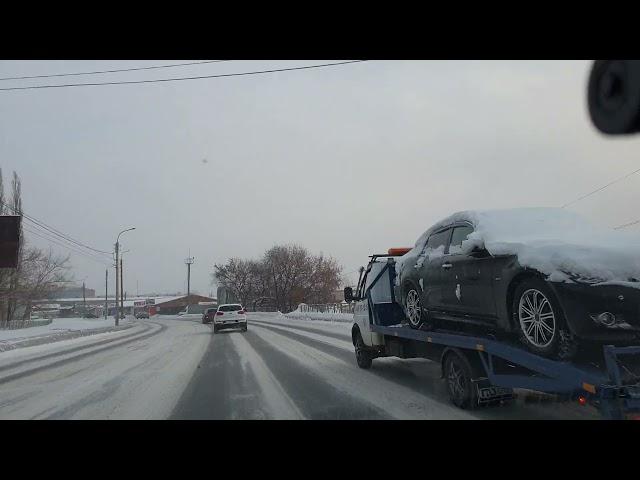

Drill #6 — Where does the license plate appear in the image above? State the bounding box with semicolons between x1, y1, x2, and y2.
478;386;513;400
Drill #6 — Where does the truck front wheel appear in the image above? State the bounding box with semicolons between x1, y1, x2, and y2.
354;331;373;369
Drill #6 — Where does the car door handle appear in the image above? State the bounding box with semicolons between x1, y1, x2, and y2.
442;263;453;270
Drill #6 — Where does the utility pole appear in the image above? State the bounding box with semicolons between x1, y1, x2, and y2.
104;269;108;319
120;257;124;319
114;227;135;327
115;242;119;326
82;281;86;309
185;252;194;298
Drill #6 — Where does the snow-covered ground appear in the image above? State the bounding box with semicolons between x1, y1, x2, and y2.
0;317;135;352
0;316;208;419
285;307;352;323
174;312;595;420
0;312;598;420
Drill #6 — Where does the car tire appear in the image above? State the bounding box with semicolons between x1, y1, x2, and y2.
404;283;432;330
444;352;476;409
512;278;578;360
242;325;248;332
354;330;373;369
213;326;218;334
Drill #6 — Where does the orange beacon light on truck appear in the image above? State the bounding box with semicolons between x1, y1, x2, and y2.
388;247;412;256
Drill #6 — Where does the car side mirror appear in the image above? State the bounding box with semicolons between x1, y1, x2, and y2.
344;287;354;303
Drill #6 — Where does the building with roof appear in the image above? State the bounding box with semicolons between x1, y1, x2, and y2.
154;294;216;315
31;294;216;317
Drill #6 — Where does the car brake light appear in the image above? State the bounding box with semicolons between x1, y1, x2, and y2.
216;312;223;316
238;310;245;314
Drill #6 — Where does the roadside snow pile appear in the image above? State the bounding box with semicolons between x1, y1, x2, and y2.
0;317;133;351
411;207;640;287
285;305;352;323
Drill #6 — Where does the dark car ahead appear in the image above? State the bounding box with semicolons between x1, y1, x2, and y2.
202;307;217;324
395;208;640;360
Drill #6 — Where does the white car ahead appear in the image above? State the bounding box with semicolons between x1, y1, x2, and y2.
213;304;248;333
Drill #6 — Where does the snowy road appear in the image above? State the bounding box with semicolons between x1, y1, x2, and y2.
0;313;599;419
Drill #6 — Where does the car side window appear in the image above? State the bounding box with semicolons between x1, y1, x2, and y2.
448;225;474;254
426;229;451;252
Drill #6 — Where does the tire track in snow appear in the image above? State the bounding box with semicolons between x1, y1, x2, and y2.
0;321;154;373
171;330;271;420
249;318;351;343
227;331;304;420
0;321;167;386
248;321;475;419
0;318;208;419
250;315;598;420
241;327;391;419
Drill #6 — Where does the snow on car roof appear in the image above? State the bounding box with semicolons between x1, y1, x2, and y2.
414;207;640;286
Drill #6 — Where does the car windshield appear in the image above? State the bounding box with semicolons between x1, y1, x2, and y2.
1;59;639;422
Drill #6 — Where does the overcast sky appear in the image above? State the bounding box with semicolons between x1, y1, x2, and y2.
2;60;640;296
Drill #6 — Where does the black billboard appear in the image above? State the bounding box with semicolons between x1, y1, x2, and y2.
0;216;21;268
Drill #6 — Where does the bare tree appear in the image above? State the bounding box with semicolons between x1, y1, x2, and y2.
18;247;71;320
213;258;260;308
214;244;342;312
0;171;72;324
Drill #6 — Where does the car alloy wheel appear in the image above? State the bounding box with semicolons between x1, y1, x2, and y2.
518;288;556;348
406;289;422;327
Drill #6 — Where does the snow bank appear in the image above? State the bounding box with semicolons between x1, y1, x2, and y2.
285;306;352;323
410;207;640;286
0;317;133;348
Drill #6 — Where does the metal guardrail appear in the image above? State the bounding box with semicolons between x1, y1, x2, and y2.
296;303;354;314
0;319;53;330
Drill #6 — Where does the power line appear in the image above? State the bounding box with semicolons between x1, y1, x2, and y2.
22;214;113;255
23;226;111;266
614;219;640;230
0;199;112;254
22;225;109;263
0;199;112;255
560;167;640;209
0;60;232;81
0;60;367;91
23;225;101;262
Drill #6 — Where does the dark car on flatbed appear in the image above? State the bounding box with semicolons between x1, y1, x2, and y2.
395;207;640;360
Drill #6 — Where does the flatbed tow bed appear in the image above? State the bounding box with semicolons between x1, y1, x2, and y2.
352;256;640;420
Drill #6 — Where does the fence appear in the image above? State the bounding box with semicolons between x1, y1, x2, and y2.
296;303;354;314
0;318;53;330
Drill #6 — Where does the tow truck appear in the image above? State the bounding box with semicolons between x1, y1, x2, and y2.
344;249;640;420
